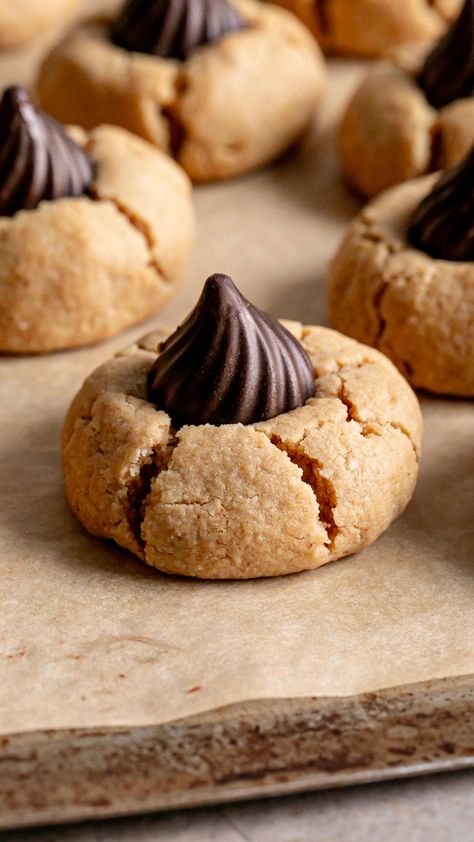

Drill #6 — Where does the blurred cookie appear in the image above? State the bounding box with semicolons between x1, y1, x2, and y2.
339;0;474;197
0;87;194;353
0;0;80;50
37;0;325;182
266;0;462;57
329;149;474;396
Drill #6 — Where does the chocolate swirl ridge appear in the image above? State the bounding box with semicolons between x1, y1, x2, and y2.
408;145;474;261
111;0;244;61
0;87;93;218
147;274;316;427
418;0;474;109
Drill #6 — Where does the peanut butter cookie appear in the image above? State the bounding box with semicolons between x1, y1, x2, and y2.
339;0;474;197
329;151;474;396
0;0;80;50
37;0;325;182
266;0;461;57
63;275;422;579
0;87;194;354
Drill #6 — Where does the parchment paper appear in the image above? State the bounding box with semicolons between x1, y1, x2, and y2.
0;37;473;736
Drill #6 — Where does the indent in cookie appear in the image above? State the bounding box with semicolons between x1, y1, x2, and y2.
147;273;316;427
111;0;245;61
408;144;474;261
0;87;93;218
418;0;474;109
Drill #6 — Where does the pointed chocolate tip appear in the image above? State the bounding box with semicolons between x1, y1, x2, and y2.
408;145;474;261
418;0;474;109
2;86;27;108
203;272;236;298
199;272;243;309
0;86;93;218
111;0;244;61
148;274;316;427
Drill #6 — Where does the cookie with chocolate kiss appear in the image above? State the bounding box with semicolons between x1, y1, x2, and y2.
62;274;422;579
265;0;462;58
339;0;474;198
329;147;474;396
0;87;194;353
37;0;325;182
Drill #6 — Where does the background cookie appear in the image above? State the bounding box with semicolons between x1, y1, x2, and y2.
329;175;474;396
339;0;474;197
37;0;325;181
0;117;194;353
265;0;462;57
0;0;81;50
62;315;422;579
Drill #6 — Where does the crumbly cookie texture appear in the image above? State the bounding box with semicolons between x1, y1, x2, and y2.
267;0;461;57
0;125;194;353
339;55;474;198
37;0;325;182
329;176;474;396
0;0;80;49
62;325;422;579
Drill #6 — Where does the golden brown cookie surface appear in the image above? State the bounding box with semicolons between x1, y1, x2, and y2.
329;176;474;396
62;325;422;579
37;0;325;182
339;54;474;199
0;125;194;353
0;0;81;49
267;0;461;57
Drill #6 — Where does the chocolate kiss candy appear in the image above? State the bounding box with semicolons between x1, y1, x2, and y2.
147;274;316;427
0;87;93;218
111;0;244;61
418;0;474;109
408;145;474;261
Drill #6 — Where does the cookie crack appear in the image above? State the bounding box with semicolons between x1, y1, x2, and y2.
387;420;420;459
372;280;389;348
356;219;431;385
357;218;398;349
314;0;331;35
161;72;189;160
332;374;385;440
126;437;177;549
335;373;418;456
267;433;338;550
335;375;364;425
88;186;170;283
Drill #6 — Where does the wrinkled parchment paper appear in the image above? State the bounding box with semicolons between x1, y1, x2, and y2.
0;41;473;736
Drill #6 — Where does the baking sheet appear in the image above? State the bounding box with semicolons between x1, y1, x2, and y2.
0;45;473;737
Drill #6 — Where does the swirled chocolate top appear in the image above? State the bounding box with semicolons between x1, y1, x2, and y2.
0;87;93;218
111;0;244;61
418;0;474;109
408;146;474;261
147;274;316;427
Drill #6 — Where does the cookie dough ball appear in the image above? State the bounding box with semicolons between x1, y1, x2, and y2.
0;0;81;50
339;0;474;198
37;0;325;182
0;114;194;353
62;276;422;580
266;0;461;57
329;174;474;396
